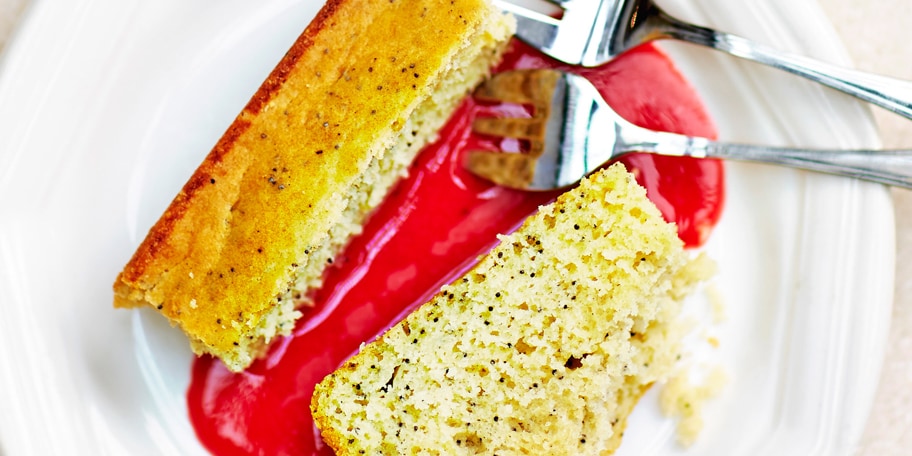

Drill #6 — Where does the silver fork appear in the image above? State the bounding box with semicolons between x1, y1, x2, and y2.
495;0;912;121
465;69;912;190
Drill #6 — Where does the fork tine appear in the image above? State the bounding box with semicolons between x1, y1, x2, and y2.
473;69;561;157
492;1;563;53
474;69;558;134
465;151;538;188
493;0;605;66
473;117;547;157
512;14;561;53
476;65;560;105
472;117;546;141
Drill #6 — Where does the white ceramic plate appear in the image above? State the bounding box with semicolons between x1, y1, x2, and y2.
0;0;894;454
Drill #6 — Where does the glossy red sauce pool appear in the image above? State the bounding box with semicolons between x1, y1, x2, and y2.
187;41;723;455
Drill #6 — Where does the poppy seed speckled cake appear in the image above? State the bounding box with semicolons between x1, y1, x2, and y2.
113;0;515;372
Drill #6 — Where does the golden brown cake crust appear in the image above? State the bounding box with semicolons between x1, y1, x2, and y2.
113;0;512;370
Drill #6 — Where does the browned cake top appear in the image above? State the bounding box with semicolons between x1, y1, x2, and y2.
114;0;505;359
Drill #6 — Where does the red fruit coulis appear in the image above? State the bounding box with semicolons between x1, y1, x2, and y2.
187;41;723;455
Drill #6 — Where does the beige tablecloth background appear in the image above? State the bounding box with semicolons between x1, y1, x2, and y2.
1;0;909;453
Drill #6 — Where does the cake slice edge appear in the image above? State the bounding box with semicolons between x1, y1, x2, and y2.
311;163;715;455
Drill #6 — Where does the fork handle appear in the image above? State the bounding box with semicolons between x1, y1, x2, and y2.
635;134;912;188
654;10;912;120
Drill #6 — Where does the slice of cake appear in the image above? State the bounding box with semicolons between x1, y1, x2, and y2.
311;163;714;455
113;0;515;372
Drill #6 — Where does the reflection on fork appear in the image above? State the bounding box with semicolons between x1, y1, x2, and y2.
466;70;561;189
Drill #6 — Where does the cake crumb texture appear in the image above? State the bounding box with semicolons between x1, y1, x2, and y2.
112;0;514;372
311;163;714;455
660;365;729;447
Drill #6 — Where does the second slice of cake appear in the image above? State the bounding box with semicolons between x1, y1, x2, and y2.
311;163;714;455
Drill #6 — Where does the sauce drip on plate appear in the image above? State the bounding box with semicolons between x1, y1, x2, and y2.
187;41;723;455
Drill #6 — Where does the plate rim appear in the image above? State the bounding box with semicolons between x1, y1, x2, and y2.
0;0;894;454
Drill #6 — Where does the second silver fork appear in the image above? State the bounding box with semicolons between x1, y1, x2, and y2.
466;69;912;191
496;0;912;121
